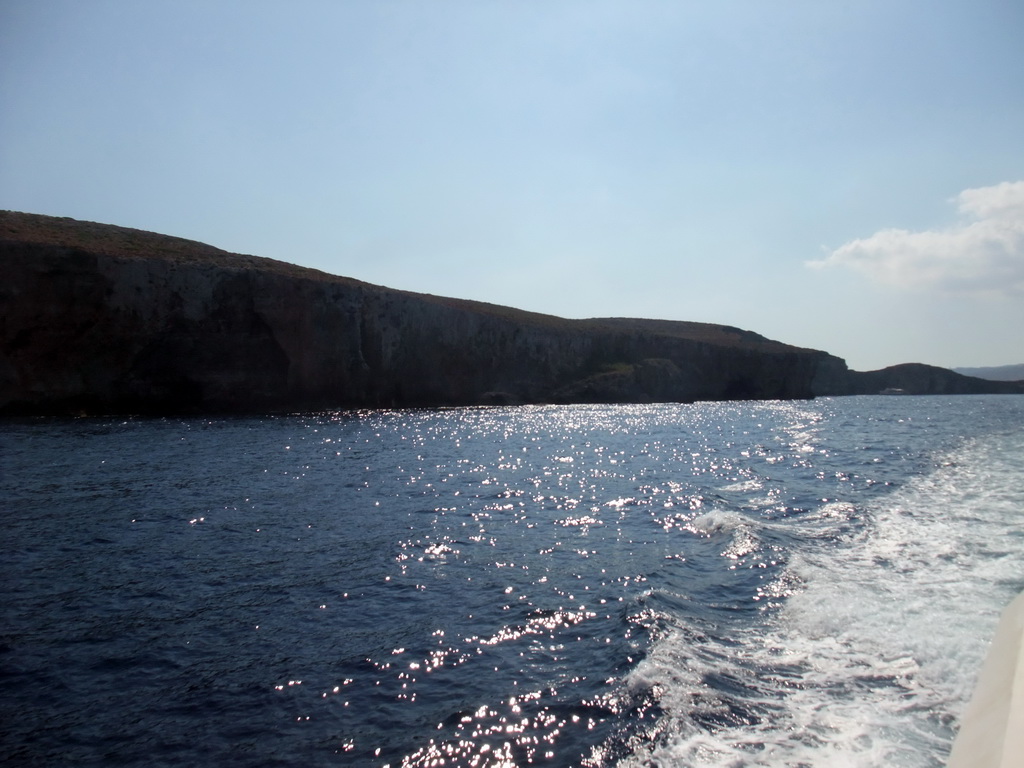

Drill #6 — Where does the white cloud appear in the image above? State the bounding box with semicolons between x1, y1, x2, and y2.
808;180;1024;296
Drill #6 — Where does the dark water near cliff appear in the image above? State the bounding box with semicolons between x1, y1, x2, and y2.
2;396;1023;767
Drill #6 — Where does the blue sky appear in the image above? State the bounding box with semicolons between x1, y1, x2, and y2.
2;0;1022;371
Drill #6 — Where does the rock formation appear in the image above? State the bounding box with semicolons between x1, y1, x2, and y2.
813;362;1024;397
1;211;1019;416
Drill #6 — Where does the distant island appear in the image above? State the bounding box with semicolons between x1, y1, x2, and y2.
2;211;1021;416
954;364;1024;382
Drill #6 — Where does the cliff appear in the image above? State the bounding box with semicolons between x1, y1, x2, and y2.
1;211;1018;416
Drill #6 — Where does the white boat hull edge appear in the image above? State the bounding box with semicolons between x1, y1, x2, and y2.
947;590;1024;768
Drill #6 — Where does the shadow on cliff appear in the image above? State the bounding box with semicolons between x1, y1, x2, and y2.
2;211;1020;416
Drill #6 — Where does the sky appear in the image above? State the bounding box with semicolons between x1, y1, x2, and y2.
2;0;1022;371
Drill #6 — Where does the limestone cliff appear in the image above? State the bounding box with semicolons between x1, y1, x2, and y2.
2;211;1017;416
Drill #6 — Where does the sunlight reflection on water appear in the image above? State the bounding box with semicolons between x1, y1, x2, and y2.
1;398;1022;766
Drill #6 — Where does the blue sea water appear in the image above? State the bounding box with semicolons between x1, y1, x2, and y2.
1;396;1023;767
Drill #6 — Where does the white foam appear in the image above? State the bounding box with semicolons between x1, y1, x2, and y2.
718;479;764;494
619;431;1024;767
688;509;747;536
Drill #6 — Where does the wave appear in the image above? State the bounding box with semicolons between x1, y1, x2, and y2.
616;429;1024;767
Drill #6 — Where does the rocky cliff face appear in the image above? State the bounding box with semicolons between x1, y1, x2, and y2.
2;212;1017;416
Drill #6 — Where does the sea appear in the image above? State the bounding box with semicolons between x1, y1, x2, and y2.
2;395;1023;767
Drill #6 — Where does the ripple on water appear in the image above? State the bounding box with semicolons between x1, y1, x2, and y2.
1;398;1022;766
